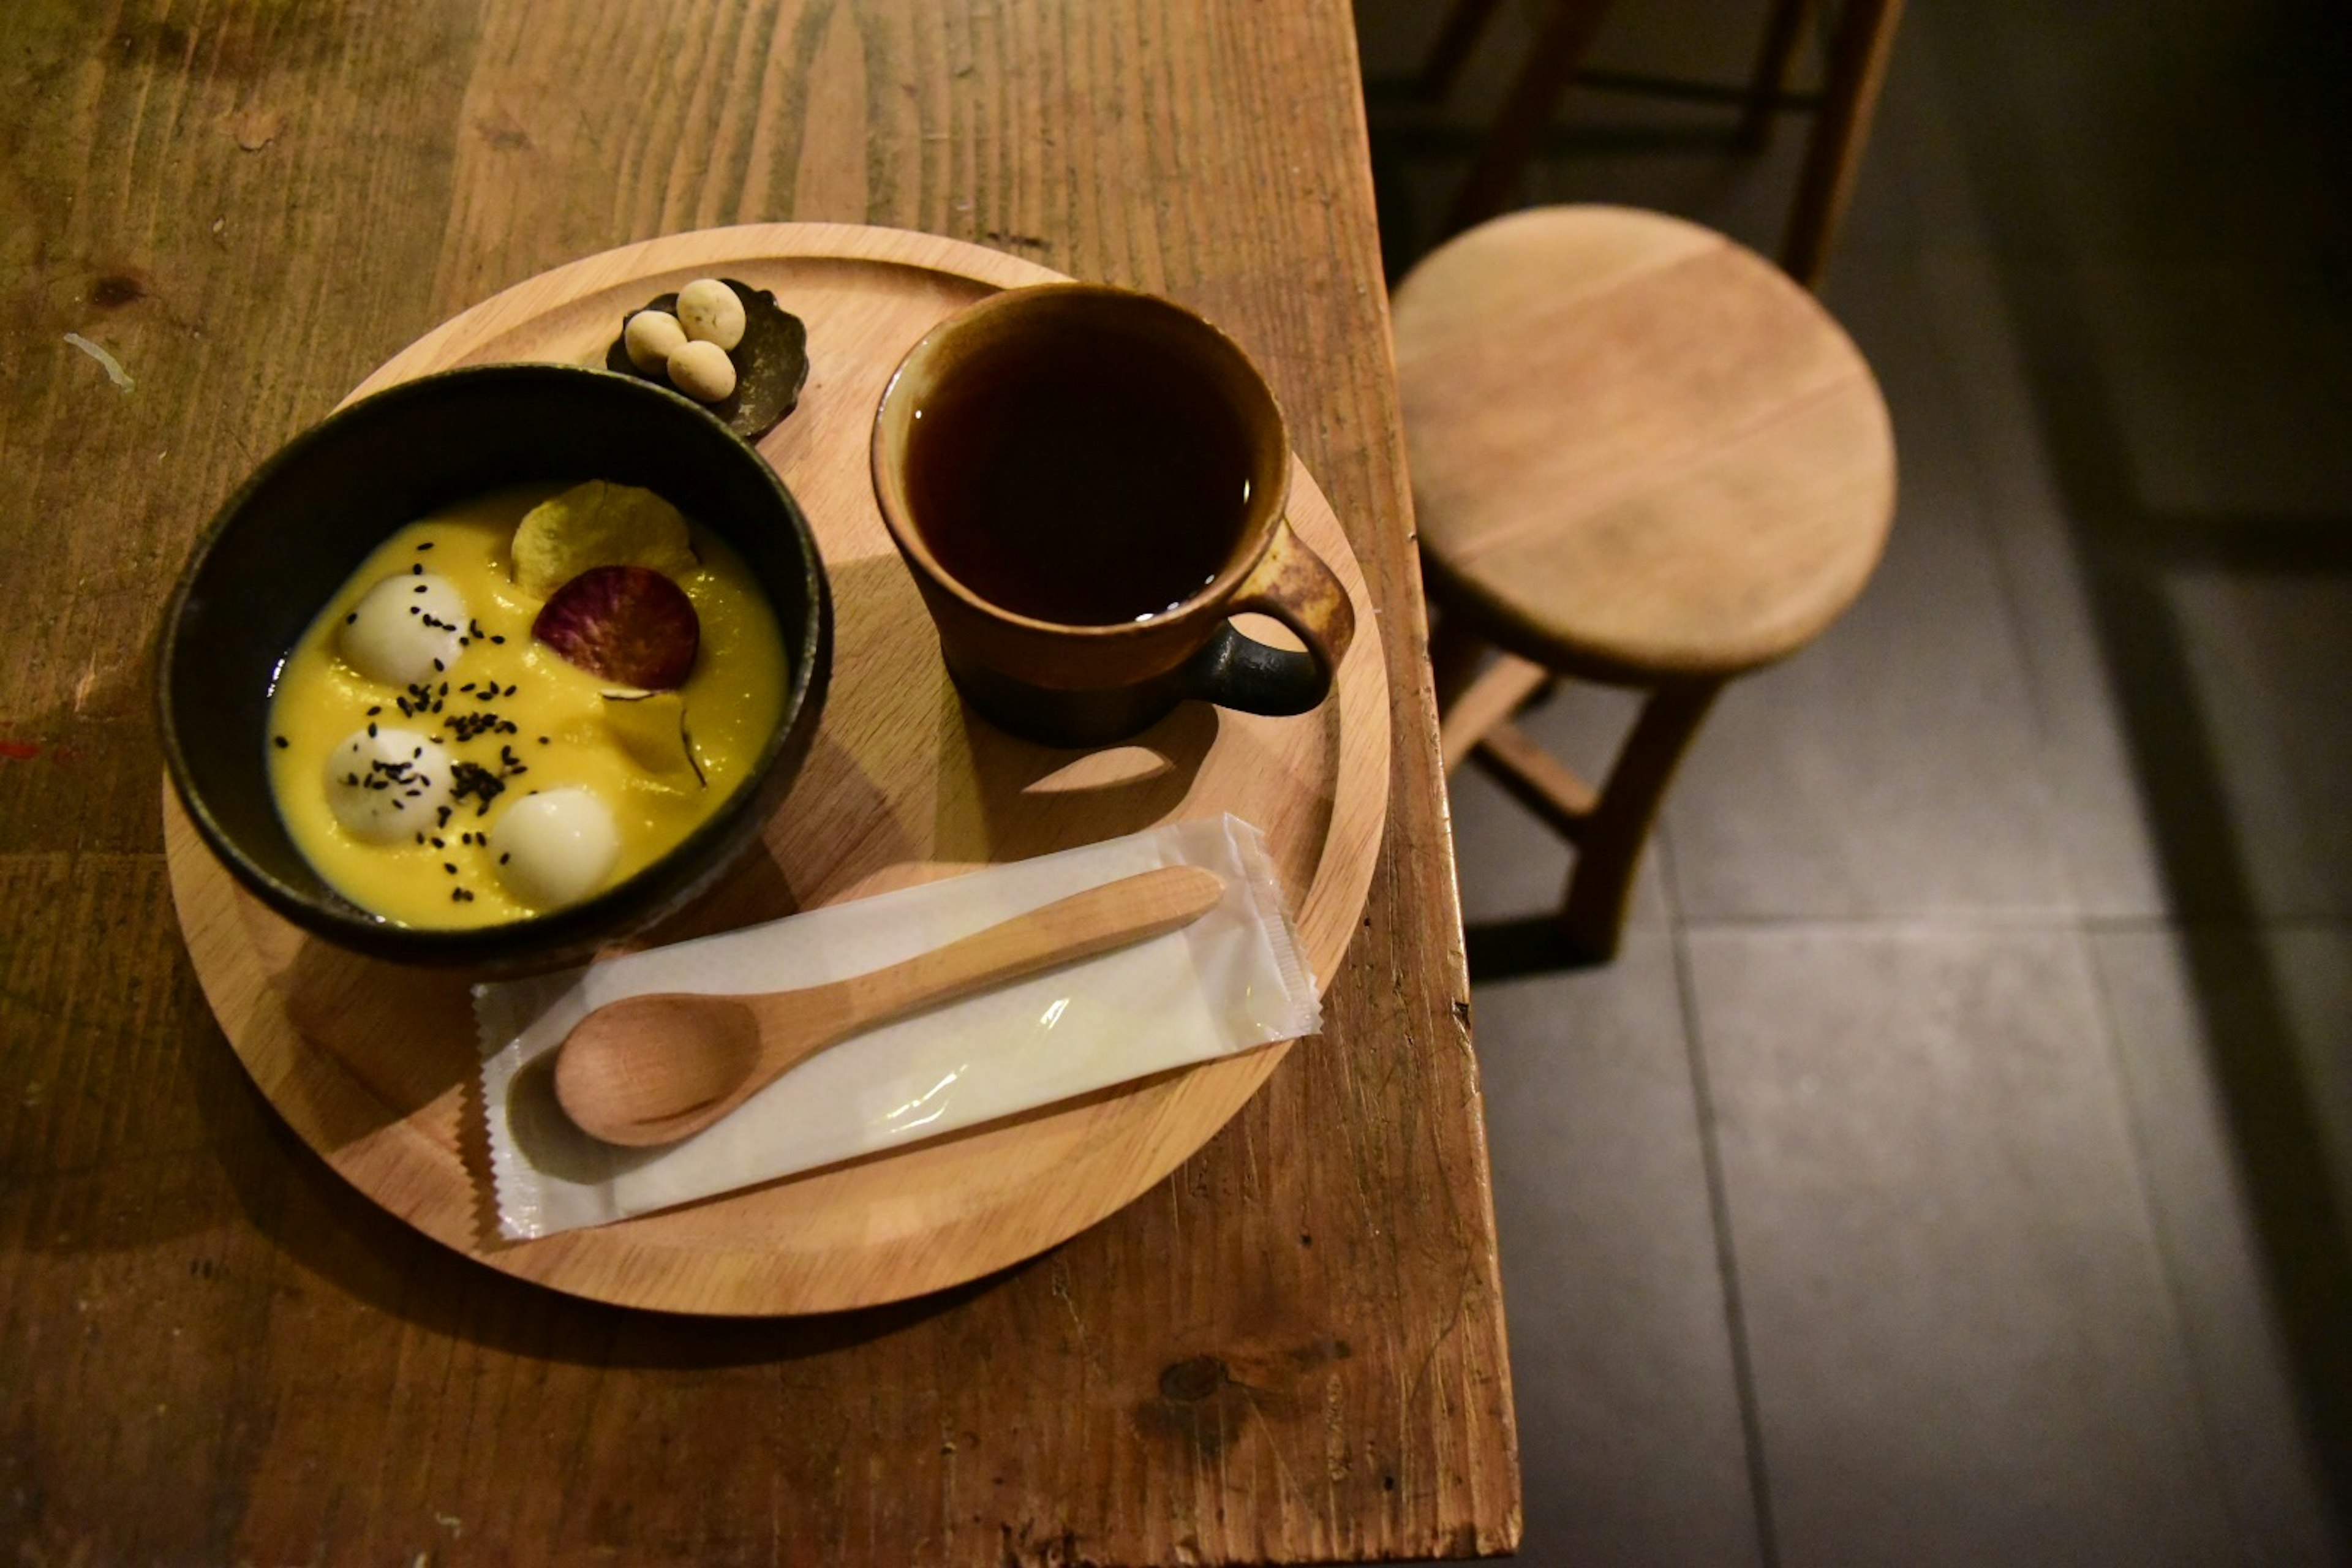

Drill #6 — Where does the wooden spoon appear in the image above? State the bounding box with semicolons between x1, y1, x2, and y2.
552;864;1227;1147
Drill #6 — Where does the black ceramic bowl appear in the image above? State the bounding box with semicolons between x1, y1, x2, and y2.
159;363;831;971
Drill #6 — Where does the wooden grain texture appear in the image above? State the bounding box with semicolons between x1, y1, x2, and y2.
1396;204;1897;683
1;2;1517;1564
167;221;1393;1314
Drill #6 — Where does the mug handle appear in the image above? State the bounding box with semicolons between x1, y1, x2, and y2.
1177;519;1357;717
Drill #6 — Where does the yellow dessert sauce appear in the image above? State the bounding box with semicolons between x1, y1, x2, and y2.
266;483;788;929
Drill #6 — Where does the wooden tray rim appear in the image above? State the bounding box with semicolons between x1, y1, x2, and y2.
165;222;1390;1314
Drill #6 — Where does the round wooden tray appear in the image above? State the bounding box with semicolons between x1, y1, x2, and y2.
164;224;1389;1315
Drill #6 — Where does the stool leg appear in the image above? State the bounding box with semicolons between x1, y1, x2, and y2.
1561;677;1721;959
1419;0;1510;102
1780;0;1904;290
1738;0;1817;150
1443;0;1616;236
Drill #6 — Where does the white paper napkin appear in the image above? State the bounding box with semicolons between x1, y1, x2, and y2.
475;813;1317;1238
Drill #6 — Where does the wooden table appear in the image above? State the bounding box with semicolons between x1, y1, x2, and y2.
0;3;1519;1562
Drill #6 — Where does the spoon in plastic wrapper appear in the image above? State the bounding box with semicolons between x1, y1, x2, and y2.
552;864;1226;1146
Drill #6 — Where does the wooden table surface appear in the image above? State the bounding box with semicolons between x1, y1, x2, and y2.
0;2;1519;1562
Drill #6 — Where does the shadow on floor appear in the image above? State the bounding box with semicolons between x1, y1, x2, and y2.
1464;914;1607;984
1933;11;2352;1528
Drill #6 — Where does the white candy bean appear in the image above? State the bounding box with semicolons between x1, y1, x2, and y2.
674;279;746;350
666;339;737;403
623;310;688;374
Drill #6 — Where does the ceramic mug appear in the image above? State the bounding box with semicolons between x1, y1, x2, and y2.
872;284;1354;747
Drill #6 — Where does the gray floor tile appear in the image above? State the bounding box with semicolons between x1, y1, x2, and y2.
1938;0;2352;271
2091;925;2352;1565
1662;247;2073;922
1912;243;2173;918
2161;570;2352;921
2065;257;2352;523
1471;942;1763;1567
1917;242;2352;922
1915;1;2352;928
1686;927;2238;1566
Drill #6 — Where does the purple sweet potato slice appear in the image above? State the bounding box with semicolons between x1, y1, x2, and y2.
533;565;700;690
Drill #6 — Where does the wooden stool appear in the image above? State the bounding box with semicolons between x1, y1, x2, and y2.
1394;206;1895;958
1423;0;1905;288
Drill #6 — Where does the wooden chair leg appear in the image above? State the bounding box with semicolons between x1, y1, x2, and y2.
1442;653;1551;772
1780;0;1904;290
1442;0;1616;237
1561;677;1721;960
1738;0;1817;149
1419;0;1510;102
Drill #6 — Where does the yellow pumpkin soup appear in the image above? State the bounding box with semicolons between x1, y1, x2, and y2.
265;481;787;929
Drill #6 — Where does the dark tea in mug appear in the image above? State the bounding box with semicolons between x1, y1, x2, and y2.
874;284;1355;747
901;323;1256;626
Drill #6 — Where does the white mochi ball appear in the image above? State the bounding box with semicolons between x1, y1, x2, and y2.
323;726;455;845
339;571;467;688
494;786;622;910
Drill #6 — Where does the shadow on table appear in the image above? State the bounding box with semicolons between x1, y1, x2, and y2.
180;962;1015;1366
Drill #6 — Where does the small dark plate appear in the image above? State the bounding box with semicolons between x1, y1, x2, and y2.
157;363;832;973
604;279;810;441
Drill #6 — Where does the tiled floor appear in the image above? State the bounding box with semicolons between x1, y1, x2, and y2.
1356;1;2352;1562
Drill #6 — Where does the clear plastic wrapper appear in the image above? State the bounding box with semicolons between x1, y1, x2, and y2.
475;813;1317;1238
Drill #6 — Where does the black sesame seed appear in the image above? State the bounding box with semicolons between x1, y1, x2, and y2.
443;862;457;875
272;735;288;749
391;799;404;810
432;658;445;672
538;736;549;745
366;722;377;737
499;851;510;864
345;611;357;625
366;705;381;716
451;888;463;903
504;684;518;698
417;541;434;551
415;832;424;845
413;584;427;594
490;635;506;645
408;606;420;616
430;837;444;848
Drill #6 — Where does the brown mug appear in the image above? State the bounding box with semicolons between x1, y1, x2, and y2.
872;284;1354;747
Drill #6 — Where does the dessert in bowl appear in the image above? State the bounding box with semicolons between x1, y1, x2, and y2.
159;363;830;971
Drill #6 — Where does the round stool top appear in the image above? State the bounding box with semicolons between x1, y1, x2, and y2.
1393;206;1896;681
